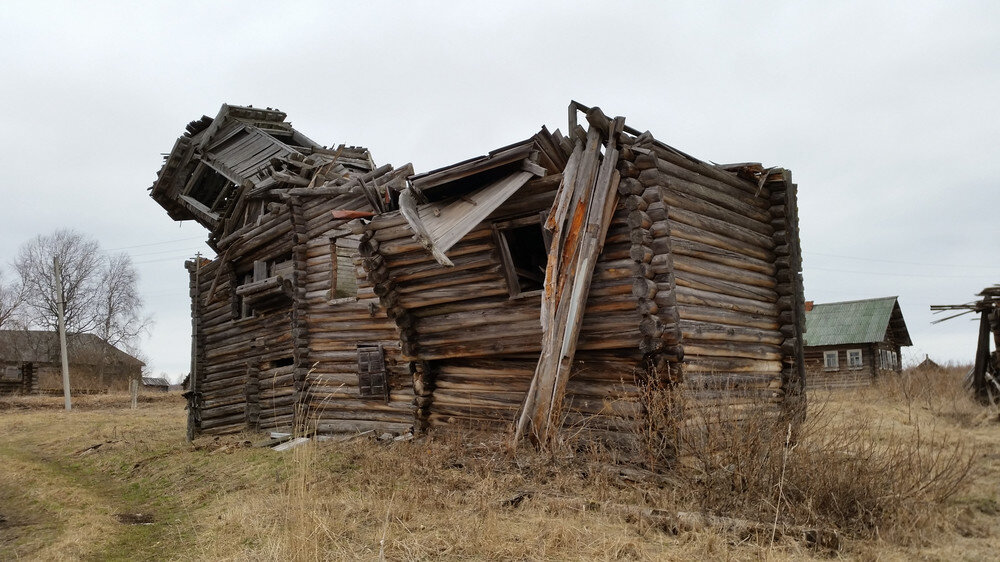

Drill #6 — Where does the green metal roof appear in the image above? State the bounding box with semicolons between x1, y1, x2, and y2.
804;296;912;347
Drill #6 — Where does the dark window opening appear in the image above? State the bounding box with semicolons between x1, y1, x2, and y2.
497;219;548;296
272;357;295;368
189;167;236;210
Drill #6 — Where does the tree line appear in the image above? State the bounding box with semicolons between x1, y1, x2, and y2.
0;229;151;363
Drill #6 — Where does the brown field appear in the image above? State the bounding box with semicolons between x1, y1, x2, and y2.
2;366;999;560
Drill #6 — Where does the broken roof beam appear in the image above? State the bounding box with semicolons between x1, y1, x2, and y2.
410;141;535;193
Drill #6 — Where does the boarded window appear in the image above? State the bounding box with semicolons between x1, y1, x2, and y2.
495;214;548;297
847;349;863;369
823;351;839;370
330;237;359;299
356;344;389;401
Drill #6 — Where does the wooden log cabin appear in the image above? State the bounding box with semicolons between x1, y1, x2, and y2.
0;330;144;395
150;102;806;447
803;297;912;389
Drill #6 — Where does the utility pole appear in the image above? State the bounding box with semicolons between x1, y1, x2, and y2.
54;257;72;411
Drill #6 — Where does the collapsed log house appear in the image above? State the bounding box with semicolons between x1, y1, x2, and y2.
149;102;806;446
932;285;1000;402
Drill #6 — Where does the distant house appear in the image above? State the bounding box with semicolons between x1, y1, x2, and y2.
0;331;144;395
142;377;170;392
914;354;941;371
803;297;912;388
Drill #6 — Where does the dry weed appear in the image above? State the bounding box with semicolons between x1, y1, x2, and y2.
673;367;978;545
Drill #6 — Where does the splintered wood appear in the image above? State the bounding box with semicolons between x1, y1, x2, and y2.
932;285;1000;402
515;112;626;445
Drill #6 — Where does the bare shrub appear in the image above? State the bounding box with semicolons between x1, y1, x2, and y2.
876;364;985;427
674;385;976;541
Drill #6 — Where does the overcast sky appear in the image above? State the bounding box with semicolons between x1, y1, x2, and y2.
1;1;997;382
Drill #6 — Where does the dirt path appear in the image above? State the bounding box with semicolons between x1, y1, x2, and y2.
0;396;189;560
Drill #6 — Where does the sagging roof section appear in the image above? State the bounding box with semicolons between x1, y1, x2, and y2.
149;103;377;249
398;137;552;265
804;296;912;347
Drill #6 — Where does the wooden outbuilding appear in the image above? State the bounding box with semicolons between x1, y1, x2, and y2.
803;297;912;389
142;377;171;392
150;102;806;448
0;330;144;395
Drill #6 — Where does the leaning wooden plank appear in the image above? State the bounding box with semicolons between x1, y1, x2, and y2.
516;115;626;446
542;118;625;438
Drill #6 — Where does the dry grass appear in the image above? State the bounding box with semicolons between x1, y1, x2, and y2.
3;369;1000;560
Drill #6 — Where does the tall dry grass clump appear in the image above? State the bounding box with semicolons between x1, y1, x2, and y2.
671;366;977;542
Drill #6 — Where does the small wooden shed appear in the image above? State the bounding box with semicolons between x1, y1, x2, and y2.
803;297;912;389
142;377;171;392
149;102;806;447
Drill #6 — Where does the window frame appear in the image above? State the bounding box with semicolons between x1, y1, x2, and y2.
328;233;360;304
823;350;839;371
847;348;864;370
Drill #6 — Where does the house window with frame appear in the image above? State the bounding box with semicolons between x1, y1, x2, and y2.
494;213;549;298
329;236;359;301
847;349;863;369
823;351;839;370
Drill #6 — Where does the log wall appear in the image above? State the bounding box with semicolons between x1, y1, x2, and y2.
631;147;801;416
187;167;413;436
364;172;650;434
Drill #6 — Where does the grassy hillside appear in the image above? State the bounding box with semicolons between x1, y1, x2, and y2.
2;366;999;560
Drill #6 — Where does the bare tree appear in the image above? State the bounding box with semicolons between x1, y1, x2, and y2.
0;269;24;331
97;252;152;352
13;229;151;359
14;229;103;334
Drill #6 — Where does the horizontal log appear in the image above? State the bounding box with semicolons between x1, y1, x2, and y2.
674;304;780;331
674;285;779;317
679;320;783;345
